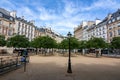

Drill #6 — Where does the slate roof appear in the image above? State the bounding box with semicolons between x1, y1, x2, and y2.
0;8;14;21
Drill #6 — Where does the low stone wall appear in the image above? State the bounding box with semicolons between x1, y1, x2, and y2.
0;47;13;54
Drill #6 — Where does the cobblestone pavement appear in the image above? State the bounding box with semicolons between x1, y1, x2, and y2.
0;55;120;80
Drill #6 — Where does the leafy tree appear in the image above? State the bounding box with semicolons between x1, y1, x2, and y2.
111;37;120;49
86;37;107;57
41;36;57;49
59;37;79;49
59;39;68;49
31;36;57;55
79;40;87;49
7;35;29;48
0;35;6;46
86;37;107;48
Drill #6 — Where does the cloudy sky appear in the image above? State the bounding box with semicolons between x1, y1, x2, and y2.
0;0;120;36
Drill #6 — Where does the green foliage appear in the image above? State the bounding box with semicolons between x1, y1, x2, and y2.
0;35;6;46
31;36;57;48
59;39;68;49
86;37;107;48
59;37;79;49
111;37;120;49
7;35;29;48
79;40;87;49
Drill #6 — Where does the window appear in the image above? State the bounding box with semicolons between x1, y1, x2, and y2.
10;17;13;21
103;31;105;34
9;23;12;27
117;16;120;20
8;29;12;36
108;20;111;24
117;23;120;27
112;19;115;22
99;32;101;35
109;26;112;30
118;30;120;35
0;20;2;25
109;32;112;37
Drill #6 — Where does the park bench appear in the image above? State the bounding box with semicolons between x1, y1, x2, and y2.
0;56;29;75
0;57;21;75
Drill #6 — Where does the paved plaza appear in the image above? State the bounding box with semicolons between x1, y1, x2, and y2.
0;55;120;80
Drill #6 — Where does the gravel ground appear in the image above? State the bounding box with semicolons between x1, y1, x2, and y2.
0;55;120;80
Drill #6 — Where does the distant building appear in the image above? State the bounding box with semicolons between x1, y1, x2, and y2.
35;27;64;43
74;21;87;41
0;8;15;39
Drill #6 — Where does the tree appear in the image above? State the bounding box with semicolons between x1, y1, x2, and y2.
111;37;120;49
86;37;107;48
59;37;79;49
79;40;88;55
7;35;29;48
0;35;6;47
79;40;87;49
30;36;57;55
86;37;107;57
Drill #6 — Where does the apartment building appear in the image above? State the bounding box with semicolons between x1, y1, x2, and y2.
74;21;88;41
0;8;64;42
74;21;97;41
107;9;120;42
0;8;15;39
95;17;110;41
10;11;35;41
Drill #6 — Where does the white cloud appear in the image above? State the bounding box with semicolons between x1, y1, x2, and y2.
82;0;120;11
37;7;58;20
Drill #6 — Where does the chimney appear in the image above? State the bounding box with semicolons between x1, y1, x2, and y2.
10;10;16;18
30;20;35;25
95;18;101;25
107;13;112;20
21;16;24;19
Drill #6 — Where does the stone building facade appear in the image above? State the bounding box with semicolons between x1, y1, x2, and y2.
107;9;120;42
0;8;15;39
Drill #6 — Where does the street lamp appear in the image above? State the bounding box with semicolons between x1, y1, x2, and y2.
67;32;72;73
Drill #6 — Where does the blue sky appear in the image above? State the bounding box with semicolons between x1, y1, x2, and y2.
0;0;120;36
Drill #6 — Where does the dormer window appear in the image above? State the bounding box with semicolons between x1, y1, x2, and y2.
117;16;120;20
10;17;13;21
108;20;111;24
112;19;115;22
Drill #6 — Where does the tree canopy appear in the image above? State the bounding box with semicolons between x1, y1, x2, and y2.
0;35;6;47
111;37;120;49
59;37;79;49
31;36;57;48
86;37;107;48
79;40;87;49
7;35;29;48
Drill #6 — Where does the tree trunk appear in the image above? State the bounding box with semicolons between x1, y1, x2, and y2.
52;48;54;55
36;48;37;55
44;48;46;56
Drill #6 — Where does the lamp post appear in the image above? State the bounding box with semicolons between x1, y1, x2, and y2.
67;32;72;73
